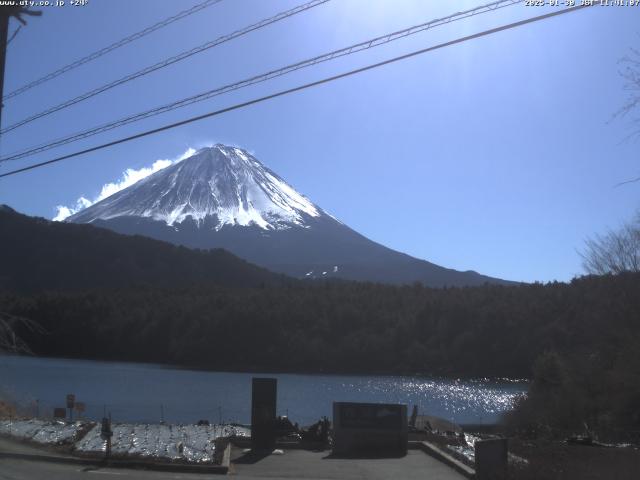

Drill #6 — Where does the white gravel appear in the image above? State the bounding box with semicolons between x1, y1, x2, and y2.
0;418;86;445
0;419;249;463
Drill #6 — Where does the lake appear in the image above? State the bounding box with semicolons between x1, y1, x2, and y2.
1;355;527;426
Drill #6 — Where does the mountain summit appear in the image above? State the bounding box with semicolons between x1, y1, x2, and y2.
70;145;323;230
69;144;513;287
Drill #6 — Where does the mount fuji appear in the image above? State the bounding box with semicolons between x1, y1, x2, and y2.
68;144;511;287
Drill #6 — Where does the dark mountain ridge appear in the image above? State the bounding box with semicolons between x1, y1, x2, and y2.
0;205;290;292
67;144;516;287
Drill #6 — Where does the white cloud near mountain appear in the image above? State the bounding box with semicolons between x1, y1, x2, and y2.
53;148;196;221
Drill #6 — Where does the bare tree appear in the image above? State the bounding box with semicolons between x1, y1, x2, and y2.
615;45;640;137
611;44;640;187
581;213;640;275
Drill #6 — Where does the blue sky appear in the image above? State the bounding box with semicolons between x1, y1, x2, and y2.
0;0;638;283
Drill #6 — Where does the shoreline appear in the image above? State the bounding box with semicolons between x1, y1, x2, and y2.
0;353;531;383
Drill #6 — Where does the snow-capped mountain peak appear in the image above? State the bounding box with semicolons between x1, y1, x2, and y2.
68;144;322;230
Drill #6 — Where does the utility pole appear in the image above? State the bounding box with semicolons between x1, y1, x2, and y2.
0;10;10;131
0;6;42;131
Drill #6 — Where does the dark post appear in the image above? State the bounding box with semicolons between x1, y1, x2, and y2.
101;415;113;461
251;377;277;451
66;394;75;422
0;11;8;130
475;437;508;480
409;405;418;428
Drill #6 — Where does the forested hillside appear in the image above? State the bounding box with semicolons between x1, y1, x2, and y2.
2;273;638;379
0;205;290;291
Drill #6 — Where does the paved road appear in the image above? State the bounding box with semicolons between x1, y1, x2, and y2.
0;459;216;480
230;448;467;480
1;455;466;480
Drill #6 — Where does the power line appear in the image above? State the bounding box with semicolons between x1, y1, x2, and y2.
2;0;224;102
6;25;21;46
0;0;330;135
0;0;523;162
0;3;595;180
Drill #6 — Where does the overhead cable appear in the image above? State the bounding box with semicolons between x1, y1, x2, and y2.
2;0;224;102
0;0;523;161
0;0;330;135
0;4;596;179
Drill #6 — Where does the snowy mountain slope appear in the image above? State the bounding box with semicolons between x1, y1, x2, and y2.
70;145;322;230
68;145;514;287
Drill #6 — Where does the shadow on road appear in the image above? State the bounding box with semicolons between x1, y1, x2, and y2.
233;449;275;464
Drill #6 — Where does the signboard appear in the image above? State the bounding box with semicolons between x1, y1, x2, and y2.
53;408;66;419
333;402;408;456
75;402;85;413
251;378;277;450
339;403;403;430
66;394;75;409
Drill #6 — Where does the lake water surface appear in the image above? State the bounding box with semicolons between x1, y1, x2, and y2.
1;355;527;426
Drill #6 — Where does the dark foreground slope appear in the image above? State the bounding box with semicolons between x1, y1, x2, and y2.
0;205;290;291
